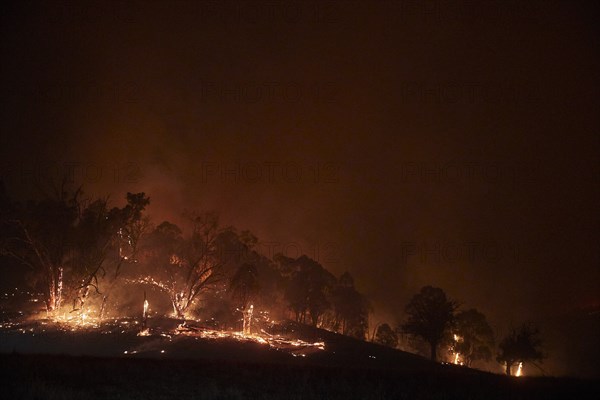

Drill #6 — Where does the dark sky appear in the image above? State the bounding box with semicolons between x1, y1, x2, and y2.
1;1;598;377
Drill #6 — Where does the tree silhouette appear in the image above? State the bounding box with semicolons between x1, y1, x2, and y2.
71;193;149;318
331;272;370;339
218;229;285;317
283;255;335;326
2;190;80;313
497;323;544;376
140;213;227;320
229;263;260;310
451;308;495;366
401;286;458;361
0;185;149;317
374;323;398;348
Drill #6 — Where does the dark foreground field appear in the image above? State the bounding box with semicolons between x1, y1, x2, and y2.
1;353;598;400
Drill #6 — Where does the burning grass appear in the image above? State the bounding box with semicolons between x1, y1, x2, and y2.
1;312;598;399
0;313;328;363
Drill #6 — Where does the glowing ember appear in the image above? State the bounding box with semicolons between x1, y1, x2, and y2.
0;290;326;361
171;324;326;356
137;328;151;336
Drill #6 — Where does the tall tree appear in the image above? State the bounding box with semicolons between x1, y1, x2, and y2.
451;309;495;367
71;192;149;318
331;272;370;339
140;213;227;319
497;323;545;376
206;229;286;323
401;286;458;361
282;255;335;326
0;186;81;314
229;263;260;310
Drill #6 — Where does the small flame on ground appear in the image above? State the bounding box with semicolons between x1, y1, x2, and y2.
137;328;151;336
515;362;523;377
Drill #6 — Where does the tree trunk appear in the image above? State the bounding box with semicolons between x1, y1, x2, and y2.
430;341;437;361
172;300;185;320
311;312;319;326
46;266;63;315
99;295;108;321
506;362;512;376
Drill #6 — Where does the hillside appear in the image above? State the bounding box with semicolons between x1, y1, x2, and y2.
1;319;598;399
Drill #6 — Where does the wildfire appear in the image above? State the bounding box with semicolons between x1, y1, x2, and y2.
47;310;101;330
137;328;151;336
1;292;326;360
242;304;254;336
515;362;523;377
172;324;326;355
451;333;463;365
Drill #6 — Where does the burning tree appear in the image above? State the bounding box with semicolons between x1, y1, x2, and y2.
70;193;149;319
0;185;149;318
450;309;495;367
0;185;80;314
229;263;260;334
401;286;458;362
139;213;227;320
497;323;545;376
229;263;260;310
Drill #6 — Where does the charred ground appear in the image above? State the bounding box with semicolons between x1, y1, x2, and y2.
1;320;598;399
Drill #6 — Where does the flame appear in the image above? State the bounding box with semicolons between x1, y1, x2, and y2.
137;328;151;336
451;333;463;365
172;323;326;355
4;293;326;359
243;304;254;336
515;362;523;377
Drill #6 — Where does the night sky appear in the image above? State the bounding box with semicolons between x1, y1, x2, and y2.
1;1;598;377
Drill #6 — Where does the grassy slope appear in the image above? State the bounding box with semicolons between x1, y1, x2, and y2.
1;353;598;399
1;320;598;399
